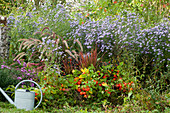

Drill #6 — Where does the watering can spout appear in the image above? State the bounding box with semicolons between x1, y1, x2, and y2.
0;87;15;105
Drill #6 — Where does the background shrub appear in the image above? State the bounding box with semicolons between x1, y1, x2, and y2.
0;64;19;89
0;62;19;101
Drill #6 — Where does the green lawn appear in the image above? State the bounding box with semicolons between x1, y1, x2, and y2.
0;102;105;113
0;102;48;113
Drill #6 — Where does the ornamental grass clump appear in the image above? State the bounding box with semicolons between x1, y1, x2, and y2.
7;3;73;59
14;27;66;65
64;43;104;74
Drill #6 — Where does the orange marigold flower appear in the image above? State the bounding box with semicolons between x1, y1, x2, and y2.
104;8;107;12
35;97;38;100
84;95;87;98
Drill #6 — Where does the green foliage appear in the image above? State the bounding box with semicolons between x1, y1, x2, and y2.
0;65;19;89
0;62;19;101
0;0;29;15
34;55;137;109
0;102;49;113
120;87;170;112
75;0;169;24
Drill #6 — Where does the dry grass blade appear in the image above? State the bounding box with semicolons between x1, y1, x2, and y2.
33;31;41;35
52;32;56;39
13;52;26;61
21;38;41;50
30;38;42;43
19;41;26;51
74;40;83;51
72;50;79;61
65;50;75;59
22;41;32;50
63;40;69;48
17;53;27;60
18;39;29;42
39;46;47;59
27;43;37;50
72;50;79;57
55;38;60;48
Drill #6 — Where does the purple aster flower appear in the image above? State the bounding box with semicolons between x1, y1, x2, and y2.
1;65;4;69
17;77;22;80
17;60;21;65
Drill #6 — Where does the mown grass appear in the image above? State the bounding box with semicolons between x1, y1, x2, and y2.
0;102;47;113
1;94;170;113
0;102;105;113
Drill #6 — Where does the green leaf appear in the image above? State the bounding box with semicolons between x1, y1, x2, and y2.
124;97;129;103
120;62;124;66
68;78;74;83
97;58;101;61
128;91;133;99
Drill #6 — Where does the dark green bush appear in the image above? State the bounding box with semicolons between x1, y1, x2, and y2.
0;66;19;89
0;64;21;101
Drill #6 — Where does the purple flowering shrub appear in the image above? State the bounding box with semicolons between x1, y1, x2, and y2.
0;60;38;88
7;3;72;38
0;63;19;89
66;10;169;69
135;20;169;71
60;11;169;88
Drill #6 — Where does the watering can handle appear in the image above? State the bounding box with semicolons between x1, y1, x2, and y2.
15;80;43;109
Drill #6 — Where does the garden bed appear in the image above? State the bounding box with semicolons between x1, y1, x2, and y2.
0;0;169;112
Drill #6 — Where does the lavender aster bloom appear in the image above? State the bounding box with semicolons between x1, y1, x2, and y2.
17;60;21;65
23;62;27;67
17;77;22;80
